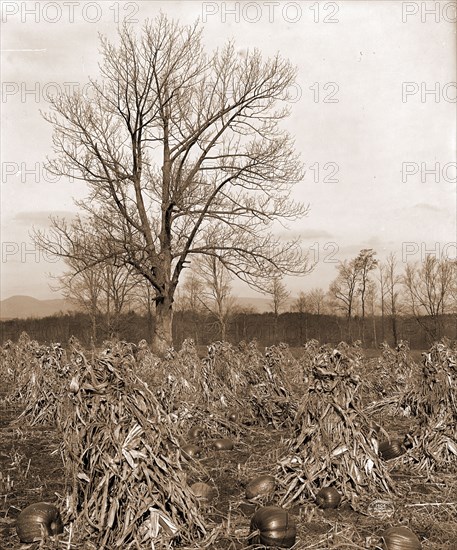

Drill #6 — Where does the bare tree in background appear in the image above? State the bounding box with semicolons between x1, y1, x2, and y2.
355;249;378;320
54;258;104;343
101;262;138;338
54;252;138;341
366;279;378;347
194;254;237;341
266;276;290;342
328;259;360;339
385;253;402;346
377;261;388;342
292;290;310;342
268;276;290;317
354;249;377;341
175;272;204;314
307;287;327;315
403;255;456;341
33;16;309;353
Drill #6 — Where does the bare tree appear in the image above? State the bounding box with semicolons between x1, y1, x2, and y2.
194;254;237;341
329;260;359;318
328;259;360;340
354;249;377;342
266;276;290;342
33;16;309;353
54;259;104;343
307;287;327;315
403;255;455;340
268;276;290;317
292;290;309;342
355;249;378;320
175;272;204;313
366;279;378;347
292;291;310;314
101;262;138;338
384;253;403;345
377;262;388;342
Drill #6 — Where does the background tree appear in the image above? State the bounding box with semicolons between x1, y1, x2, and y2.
266;276;290;342
377;261;388;342
307;287;327;315
292;291;311;314
34;16;309;354
175;272;204;314
194;254;237;341
384;253;403;345
54;259;104;344
355;249;377;319
328;259;360;338
354;249;378;341
403;255;455;341
292;290;310;341
268;276;290;317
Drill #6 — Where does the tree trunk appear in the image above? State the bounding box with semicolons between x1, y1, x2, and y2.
152;296;173;355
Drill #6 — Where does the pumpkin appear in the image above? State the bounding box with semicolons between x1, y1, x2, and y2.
378;440;406;461
227;411;238;422
315;487;341;509
181;444;202;459
190;482;217;503
16;502;64;543
211;438;234;451
379;526;422;550
188;426;204;439
250;506;296;548
245;475;276;499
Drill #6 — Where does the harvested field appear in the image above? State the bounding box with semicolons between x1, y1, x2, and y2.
0;336;456;549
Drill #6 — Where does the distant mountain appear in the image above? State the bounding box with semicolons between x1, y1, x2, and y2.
0;294;289;319
0;295;73;320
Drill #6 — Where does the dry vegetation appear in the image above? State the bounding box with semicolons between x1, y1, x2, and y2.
0;333;456;549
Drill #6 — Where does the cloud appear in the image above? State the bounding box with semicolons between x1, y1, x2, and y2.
412;203;445;214
300;229;334;239
13;210;78;226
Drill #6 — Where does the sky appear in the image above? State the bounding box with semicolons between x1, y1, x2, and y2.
1;0;456;300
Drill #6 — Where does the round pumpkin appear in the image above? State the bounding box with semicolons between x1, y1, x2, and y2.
188;426;204;439
378;440;406;461
379;526;421;550
16;502;64;543
250;506;296;548
211;438;234;451
246;475;276;499
181;444;202;459
315;487;341;509
190;482;217;503
227;411;238;422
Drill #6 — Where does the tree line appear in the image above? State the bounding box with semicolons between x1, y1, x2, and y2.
2;248;455;349
0;309;455;351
